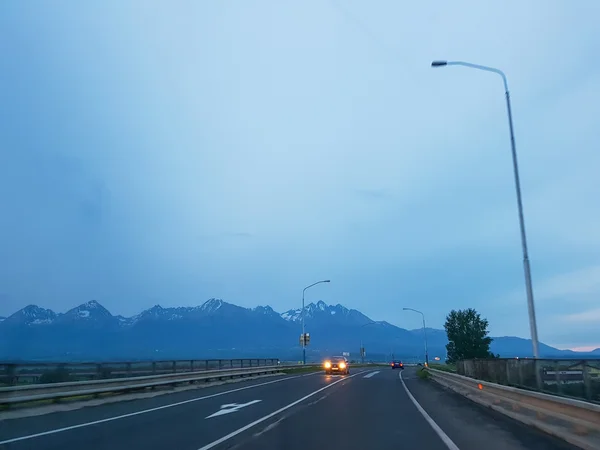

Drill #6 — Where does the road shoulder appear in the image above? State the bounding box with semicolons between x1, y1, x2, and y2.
402;370;578;450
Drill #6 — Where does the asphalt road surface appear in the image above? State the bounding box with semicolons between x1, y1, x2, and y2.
0;367;579;450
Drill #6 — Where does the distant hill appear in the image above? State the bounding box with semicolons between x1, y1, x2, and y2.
0;299;596;361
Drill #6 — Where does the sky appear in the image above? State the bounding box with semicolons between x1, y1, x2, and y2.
1;1;599;350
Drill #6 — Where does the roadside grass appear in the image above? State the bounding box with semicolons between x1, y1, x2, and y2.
428;363;456;373
417;367;430;380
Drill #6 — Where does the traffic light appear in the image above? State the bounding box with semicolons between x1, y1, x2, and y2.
299;333;311;345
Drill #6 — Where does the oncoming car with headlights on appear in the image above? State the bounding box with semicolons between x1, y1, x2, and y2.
323;356;349;375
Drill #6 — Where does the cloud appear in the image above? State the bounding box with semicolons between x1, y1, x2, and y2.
563;308;600;324
499;265;600;306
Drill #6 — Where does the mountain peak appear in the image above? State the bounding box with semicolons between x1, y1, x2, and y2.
61;300;113;322
200;298;224;313
83;300;103;309
7;304;57;325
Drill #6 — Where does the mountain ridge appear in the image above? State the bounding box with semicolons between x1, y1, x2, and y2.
1;299;596;360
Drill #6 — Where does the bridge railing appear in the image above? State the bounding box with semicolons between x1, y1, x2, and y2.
0;363;314;407
0;358;280;386
457;358;600;404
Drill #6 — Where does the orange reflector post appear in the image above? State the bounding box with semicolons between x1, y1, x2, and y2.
478;383;483;390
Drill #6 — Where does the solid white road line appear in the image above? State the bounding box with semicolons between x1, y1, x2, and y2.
0;374;307;446
363;371;380;378
197;371;364;450
399;371;460;450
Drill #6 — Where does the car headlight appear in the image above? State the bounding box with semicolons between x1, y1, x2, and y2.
324;361;331;368
339;363;346;369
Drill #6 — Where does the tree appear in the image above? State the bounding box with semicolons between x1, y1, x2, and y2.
444;308;494;364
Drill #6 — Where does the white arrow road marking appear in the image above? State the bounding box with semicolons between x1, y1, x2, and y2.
206;400;262;418
363;371;380;378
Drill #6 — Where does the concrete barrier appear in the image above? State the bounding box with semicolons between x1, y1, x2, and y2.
429;368;600;450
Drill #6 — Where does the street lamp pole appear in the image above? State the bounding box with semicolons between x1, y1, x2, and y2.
359;321;380;364
403;308;429;366
431;60;540;359
302;280;330;364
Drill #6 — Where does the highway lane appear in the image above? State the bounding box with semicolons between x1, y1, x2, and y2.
0;369;357;450
1;372;312;442
206;368;578;450
0;367;579;450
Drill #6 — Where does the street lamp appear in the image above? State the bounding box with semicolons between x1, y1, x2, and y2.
431;60;540;359
359;321;380;364
301;280;330;364
403;308;429;366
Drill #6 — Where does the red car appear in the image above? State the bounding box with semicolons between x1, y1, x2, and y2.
391;360;404;369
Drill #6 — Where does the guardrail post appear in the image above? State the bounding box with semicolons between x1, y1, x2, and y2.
126;363;132;377
518;361;524;386
534;360;542;392
152;362;156;374
190;360;194;372
554;360;562;395
4;364;17;386
218;360;222;370
172;361;176;373
582;361;592;401
96;364;103;380
205;360;209;371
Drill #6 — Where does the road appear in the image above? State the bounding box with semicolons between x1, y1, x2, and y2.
0;367;578;450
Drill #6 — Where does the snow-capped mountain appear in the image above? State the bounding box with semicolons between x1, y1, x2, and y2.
253;305;280;318
281;300;370;325
200;298;224;314
132;305;191;323
2;305;58;326
54;300;116;326
0;299;580;361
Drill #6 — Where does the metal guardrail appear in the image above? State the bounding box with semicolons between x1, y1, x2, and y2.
429;368;600;450
0;363;308;406
457;358;600;404
0;358;280;385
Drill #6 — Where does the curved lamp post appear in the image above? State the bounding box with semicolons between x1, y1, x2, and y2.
431;60;540;359
301;280;330;364
403;307;429;366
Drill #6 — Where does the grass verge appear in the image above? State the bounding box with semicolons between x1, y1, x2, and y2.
428;363;456;373
417;368;430;380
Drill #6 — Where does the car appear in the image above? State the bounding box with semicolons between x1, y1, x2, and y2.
323;356;350;375
390;360;404;369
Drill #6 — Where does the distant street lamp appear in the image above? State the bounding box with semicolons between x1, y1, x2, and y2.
301;280;330;364
359;321;380;364
431;60;540;359
403;308;429;366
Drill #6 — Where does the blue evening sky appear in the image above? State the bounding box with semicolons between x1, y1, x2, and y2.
1;1;599;350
